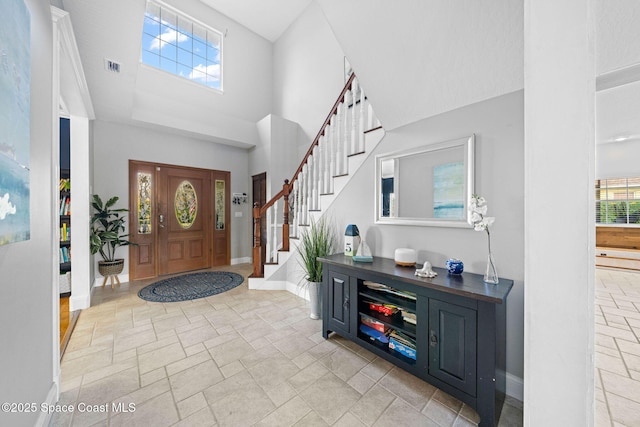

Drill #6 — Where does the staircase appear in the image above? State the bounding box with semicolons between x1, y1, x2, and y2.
248;73;385;291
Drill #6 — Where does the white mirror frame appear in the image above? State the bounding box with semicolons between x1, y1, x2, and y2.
374;134;475;227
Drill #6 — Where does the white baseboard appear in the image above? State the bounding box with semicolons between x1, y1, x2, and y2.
93;273;130;288
35;381;59;427
497;370;523;402
248;277;286;290
232;257;252;265
69;293;90;311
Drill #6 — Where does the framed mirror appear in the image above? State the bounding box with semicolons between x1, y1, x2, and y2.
375;134;475;227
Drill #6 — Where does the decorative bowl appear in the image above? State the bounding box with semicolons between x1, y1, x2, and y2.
445;258;464;274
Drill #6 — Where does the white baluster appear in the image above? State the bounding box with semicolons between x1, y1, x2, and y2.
342;96;349;174
351;79;358;155
293;180;299;237
309;153;317;211
272;201;278;261
367;103;375;130
265;206;272;262
301;163;308;225
359;79;366;153
317;139;325;197
328;118;335;193
335;104;343;177
343;90;351;159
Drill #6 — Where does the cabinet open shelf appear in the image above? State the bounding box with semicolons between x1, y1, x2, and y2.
356;331;417;366
358;306;416;337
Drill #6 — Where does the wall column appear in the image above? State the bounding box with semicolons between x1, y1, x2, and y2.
524;0;595;425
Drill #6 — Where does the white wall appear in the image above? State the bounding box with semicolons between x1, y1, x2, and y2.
596;0;640;74
92;120;252;278
596;79;640;178
320;91;525;395
249;114;300;199
0;1;56;426
317;0;524;132
272;1;346;152
63;0;273;147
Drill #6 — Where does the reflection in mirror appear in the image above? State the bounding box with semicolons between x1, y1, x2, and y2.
375;135;475;227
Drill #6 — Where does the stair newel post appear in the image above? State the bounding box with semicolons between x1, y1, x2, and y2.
282;179;290;252
252;202;263;277
350;78;358;155
359;78;366;153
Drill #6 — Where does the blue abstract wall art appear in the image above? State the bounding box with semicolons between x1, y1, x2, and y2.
0;0;30;245
433;162;464;219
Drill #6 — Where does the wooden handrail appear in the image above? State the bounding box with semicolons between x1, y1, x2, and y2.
291;73;356;185
253;74;359;277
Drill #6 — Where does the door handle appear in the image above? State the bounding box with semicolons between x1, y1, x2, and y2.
429;330;438;347
343;295;349;310
159;214;165;228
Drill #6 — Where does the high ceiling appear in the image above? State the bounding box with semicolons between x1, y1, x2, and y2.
199;0;312;42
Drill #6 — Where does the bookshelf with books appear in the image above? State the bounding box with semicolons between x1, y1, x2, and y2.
59;171;71;293
319;254;514;427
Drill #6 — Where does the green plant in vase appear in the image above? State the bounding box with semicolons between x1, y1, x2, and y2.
297;217;335;319
90;195;134;280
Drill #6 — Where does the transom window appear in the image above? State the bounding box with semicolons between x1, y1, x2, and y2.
141;0;222;90
596;177;640;225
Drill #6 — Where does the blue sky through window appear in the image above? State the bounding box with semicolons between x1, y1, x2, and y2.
141;1;222;90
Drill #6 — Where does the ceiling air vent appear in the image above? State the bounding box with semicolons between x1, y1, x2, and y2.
104;59;121;73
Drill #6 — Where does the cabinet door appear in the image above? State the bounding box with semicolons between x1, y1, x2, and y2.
327;271;351;335
428;299;477;396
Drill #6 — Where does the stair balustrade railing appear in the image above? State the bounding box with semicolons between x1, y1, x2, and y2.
252;73;379;277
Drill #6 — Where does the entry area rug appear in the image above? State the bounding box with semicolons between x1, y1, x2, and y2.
138;271;244;302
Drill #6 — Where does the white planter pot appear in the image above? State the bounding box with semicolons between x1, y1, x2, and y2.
307;280;322;320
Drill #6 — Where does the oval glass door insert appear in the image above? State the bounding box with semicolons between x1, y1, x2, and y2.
175;180;197;229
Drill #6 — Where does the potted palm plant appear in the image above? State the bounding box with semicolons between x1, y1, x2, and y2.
90;194;133;277
297;217;335;319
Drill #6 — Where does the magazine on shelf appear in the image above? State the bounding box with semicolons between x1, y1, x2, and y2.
363;280;416;300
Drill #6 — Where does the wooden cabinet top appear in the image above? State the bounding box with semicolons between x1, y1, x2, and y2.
319;254;513;304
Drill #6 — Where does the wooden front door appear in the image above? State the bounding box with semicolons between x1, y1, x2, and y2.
129;161;230;279
158;165;211;275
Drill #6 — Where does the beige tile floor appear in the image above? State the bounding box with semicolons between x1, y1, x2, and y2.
51;264;523;427
595;268;640;426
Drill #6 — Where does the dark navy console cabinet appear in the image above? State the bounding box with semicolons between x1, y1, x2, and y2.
319;254;513;427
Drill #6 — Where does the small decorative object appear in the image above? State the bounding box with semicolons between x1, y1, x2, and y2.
344;224;360;256
415;261;437;278
469;194;499;284
445;258;464;274
394;248;416;267
353;239;373;262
